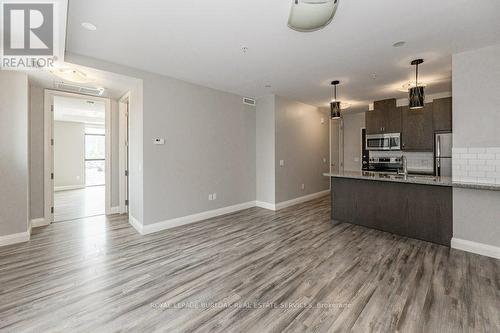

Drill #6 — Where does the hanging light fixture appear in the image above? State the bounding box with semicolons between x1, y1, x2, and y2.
408;59;425;109
330;80;342;119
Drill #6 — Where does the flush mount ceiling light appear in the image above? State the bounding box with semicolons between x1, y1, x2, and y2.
330;80;344;119
81;22;97;31
51;68;94;84
408;59;425;109
288;0;339;32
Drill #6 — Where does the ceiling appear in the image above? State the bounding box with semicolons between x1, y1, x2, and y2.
66;0;500;111
54;95;105;124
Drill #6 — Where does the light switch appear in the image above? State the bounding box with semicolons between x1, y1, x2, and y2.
280;160;285;167
321;117;325;124
154;138;165;145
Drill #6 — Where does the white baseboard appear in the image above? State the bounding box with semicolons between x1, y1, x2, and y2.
451;238;500;260
0;230;30;247
275;190;330;211
141;201;256;235
31;217;49;228
255;201;276;211
54;185;85;192
128;215;144;235
109;206;121;215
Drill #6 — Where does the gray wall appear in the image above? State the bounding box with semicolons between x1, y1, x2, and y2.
452;43;500;248
256;95;276;204
29;85;45;219
66;53;256;226
0;71;29;236
342;112;365;171
141;72;256;225
274;96;330;203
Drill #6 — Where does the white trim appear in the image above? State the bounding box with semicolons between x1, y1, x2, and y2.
44;90;113;224
451;238;500;260
140;201;256;235
128;215;144;235
275;190;331;211
119;92;131;214
0;231;30;247
109;206;121;215
30;217;49;228
54;185;85;192
255;201;276;211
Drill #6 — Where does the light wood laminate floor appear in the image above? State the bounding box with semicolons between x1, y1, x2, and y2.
1;196;499;332
54;185;105;222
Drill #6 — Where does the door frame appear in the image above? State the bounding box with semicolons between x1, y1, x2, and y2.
118;92;130;215
44;89;112;224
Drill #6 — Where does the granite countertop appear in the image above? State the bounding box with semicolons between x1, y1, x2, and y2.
324;171;500;191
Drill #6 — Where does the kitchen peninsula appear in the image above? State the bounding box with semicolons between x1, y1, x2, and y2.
325;171;453;246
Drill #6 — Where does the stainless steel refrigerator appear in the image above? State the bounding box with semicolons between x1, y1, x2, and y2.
435;133;452;177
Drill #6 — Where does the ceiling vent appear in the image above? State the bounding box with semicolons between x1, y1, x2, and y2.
54;81;105;96
243;97;256;106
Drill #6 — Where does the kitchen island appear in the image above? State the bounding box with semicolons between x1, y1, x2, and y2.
325;171;453;246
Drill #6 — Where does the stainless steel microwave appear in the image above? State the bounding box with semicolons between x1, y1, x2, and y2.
366;133;401;151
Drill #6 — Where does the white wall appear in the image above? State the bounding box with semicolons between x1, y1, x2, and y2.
452;43;500;253
0;71;29;238
54;121;85;189
274;96;330;203
256;95;276;205
342;112;365;171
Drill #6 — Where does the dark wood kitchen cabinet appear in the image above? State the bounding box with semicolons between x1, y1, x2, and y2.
433;97;452;132
366;99;401;134
401;103;434;151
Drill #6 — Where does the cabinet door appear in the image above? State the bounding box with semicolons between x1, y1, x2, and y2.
433;97;452;132
401;103;434;151
384;107;402;133
366;110;381;135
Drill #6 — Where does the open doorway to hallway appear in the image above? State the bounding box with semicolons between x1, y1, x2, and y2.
53;95;107;222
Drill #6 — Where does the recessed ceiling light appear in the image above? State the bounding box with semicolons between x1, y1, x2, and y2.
81;22;97;31
392;41;406;48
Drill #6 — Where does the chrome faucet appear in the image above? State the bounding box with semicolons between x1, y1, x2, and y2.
399;155;408;176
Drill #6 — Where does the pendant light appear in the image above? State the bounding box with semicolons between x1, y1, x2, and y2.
330;80;342;119
409;59;425;109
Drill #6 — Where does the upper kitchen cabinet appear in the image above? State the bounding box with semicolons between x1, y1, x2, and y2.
432;97;452;132
366;99;401;134
401;103;434;151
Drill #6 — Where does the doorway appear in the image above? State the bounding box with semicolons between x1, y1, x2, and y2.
44;90;112;223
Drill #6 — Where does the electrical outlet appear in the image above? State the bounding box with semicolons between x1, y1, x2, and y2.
301;183;305;190
213;193;217;200
208;194;213;201
323;157;327;163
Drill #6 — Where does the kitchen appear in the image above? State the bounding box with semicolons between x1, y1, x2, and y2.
326;57;500;248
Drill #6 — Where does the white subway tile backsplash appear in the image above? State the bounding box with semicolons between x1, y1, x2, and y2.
453;146;500;184
486;148;500;154
478;153;495;160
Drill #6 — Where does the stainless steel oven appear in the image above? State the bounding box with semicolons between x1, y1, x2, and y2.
366;133;401;151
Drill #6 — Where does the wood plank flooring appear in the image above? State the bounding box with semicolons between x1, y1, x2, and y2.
54;186;105;222
1;196;499;332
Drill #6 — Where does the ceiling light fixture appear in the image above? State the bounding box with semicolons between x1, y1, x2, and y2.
288;0;339;32
408;59;425;109
330;80;343;119
81;22;97;31
392;41;406;48
51;68;93;84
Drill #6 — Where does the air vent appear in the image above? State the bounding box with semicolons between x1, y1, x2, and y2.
54;81;105;96
243;97;256;106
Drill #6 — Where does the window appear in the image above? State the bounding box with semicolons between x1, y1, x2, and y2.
85;129;105;186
